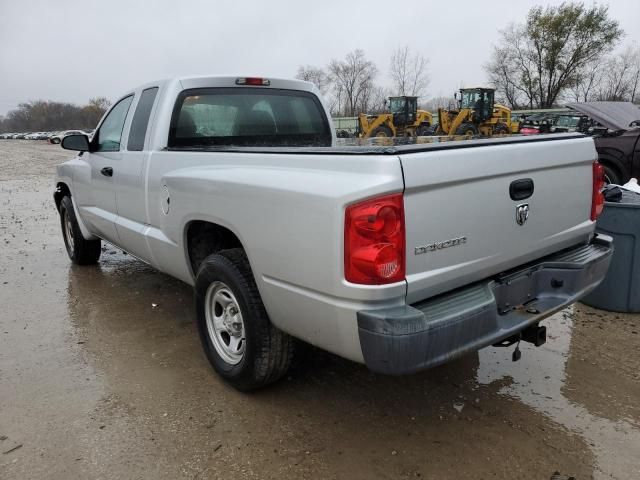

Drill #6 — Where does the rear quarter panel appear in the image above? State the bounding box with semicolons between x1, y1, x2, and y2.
145;151;405;361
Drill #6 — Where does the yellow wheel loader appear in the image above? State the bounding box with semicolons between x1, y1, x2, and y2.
358;96;433;138
436;88;518;136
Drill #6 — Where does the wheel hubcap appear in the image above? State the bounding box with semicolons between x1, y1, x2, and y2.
205;281;245;365
63;210;74;253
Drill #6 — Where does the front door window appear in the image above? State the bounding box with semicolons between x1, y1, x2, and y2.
95;96;133;152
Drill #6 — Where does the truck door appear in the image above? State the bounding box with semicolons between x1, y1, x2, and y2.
74;95;134;244
112;86;160;264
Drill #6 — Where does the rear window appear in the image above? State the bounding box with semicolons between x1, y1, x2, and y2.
168;88;331;148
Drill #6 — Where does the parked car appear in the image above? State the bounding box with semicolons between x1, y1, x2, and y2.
54;75;612;391
49;130;85;144
569;102;640;184
550;114;593;133
25;132;47;140
518;113;554;135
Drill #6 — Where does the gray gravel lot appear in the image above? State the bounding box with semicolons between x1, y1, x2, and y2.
1;141;639;479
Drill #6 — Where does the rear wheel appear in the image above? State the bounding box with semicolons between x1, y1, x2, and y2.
601;163;622;185
455;123;478;136
369;125;393;138
493;123;509;135
416;124;432;136
195;248;293;391
59;196;101;265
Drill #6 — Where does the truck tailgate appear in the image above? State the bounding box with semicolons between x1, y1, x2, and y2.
401;136;597;304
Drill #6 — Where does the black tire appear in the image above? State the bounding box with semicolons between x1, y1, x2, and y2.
493;123;509;135
601;163;622;185
59;196;101;265
455;123;479;136
369;125;393;138
415;124;432;136
51;138;60;144
195;248;293;391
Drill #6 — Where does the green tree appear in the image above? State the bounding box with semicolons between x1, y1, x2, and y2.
486;2;623;108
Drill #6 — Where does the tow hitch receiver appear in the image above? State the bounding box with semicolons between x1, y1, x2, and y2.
522;324;546;347
492;324;547;362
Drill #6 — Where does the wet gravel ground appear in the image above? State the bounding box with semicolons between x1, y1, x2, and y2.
1;141;639;479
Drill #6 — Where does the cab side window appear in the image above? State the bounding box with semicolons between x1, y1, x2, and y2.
96;95;133;152
128;88;158;151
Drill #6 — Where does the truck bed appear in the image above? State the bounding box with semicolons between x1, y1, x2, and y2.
166;132;585;155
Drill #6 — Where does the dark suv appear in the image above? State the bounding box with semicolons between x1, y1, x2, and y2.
569;102;640;184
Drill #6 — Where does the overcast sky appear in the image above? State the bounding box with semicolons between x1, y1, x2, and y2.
1;0;639;115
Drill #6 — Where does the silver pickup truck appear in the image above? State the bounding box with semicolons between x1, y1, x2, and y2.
54;76;612;390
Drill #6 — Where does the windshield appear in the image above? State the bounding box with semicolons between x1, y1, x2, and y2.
169;88;331;148
388;97;405;113
555;116;581;128
460;90;480;109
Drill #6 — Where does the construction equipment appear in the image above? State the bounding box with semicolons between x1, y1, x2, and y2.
436;88;518;136
358;96;433;138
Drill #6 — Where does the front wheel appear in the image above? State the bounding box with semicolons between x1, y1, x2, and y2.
59;196;101;265
455;123;479;136
195;248;293;391
369;125;393;138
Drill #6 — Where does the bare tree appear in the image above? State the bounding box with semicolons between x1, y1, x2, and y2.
420;96;456;112
295;65;330;95
328;50;378;116
595;46;640;101
486;24;540;109
389;46;429;97
568;60;602;102
568;45;640;102
485;3;622;108
0;97;111;132
360;85;390;114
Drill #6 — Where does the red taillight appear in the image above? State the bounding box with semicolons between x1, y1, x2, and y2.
345;193;405;284
235;77;270;86
591;161;605;221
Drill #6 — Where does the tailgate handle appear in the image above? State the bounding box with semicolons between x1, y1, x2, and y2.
510;178;534;200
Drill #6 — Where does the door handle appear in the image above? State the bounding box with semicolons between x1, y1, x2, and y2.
100;167;113;177
509;178;534;200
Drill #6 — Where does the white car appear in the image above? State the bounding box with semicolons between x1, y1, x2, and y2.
49;130;85;144
25;132;46;140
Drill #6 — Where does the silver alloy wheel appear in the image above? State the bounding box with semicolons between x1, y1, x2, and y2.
63;210;75;254
205;281;246;365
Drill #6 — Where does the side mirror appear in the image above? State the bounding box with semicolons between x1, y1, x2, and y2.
61;134;90;152
454;92;458;100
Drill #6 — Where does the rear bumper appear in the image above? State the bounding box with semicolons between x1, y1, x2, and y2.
357;235;613;375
